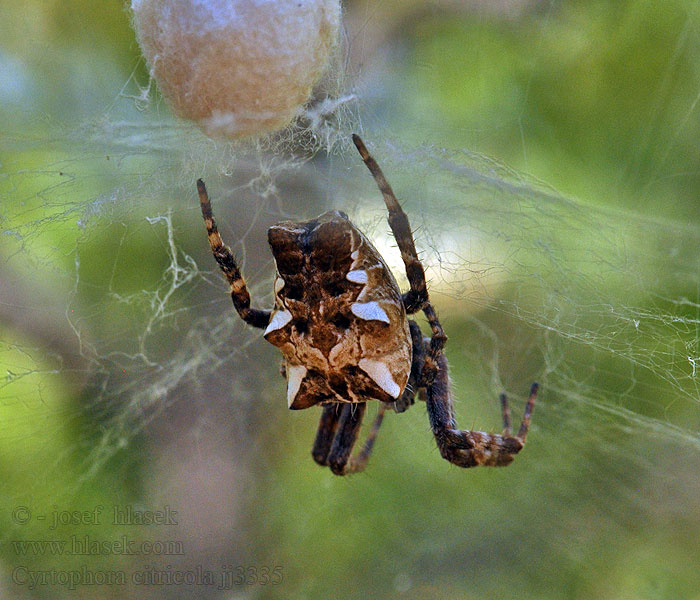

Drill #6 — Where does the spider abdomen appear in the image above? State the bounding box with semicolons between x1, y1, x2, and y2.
264;211;411;409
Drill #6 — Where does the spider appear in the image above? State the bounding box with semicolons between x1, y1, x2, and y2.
198;134;537;475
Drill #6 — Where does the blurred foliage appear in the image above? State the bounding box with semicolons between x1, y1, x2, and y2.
395;0;700;223
2;1;700;599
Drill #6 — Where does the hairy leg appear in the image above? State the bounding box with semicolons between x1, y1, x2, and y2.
426;352;538;468
394;319;426;413
352;135;428;314
198;179;271;328
352;136;447;386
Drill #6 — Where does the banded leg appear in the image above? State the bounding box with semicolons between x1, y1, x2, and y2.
418;304;448;388
426;351;538;468
516;383;537;442
500;393;512;434
352;134;428;314
197;179;271;329
352;135;447;387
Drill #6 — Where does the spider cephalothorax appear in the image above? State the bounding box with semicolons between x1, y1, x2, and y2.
199;134;537;475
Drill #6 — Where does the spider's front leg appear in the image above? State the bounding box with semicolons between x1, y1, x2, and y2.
197;179;271;329
426;352;538;468
352;135;428;315
352;135;446;388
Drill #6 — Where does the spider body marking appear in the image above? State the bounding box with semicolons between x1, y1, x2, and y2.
265;211;411;409
198;134;537;475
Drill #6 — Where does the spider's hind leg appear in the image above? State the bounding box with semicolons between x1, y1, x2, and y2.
312;404;342;466
312;402;387;476
327;403;365;475
426;352;538;468
342;404;387;474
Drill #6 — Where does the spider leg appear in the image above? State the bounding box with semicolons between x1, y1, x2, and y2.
394;320;426;413
312;404;342;466
352;134;428;315
327;403;366;475
343;404;387;474
353;135;538;468
425;350;538;468
418;304;448;389
500;393;512;436
313;403;387;475
352;135;447;387
197;179;271;329
517;384;537;442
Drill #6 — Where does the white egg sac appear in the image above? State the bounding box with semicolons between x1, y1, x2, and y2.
131;0;341;139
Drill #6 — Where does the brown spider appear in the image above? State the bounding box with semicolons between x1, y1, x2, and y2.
198;134;537;475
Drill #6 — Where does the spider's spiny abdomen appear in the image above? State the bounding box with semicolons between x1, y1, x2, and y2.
264;211;412;410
